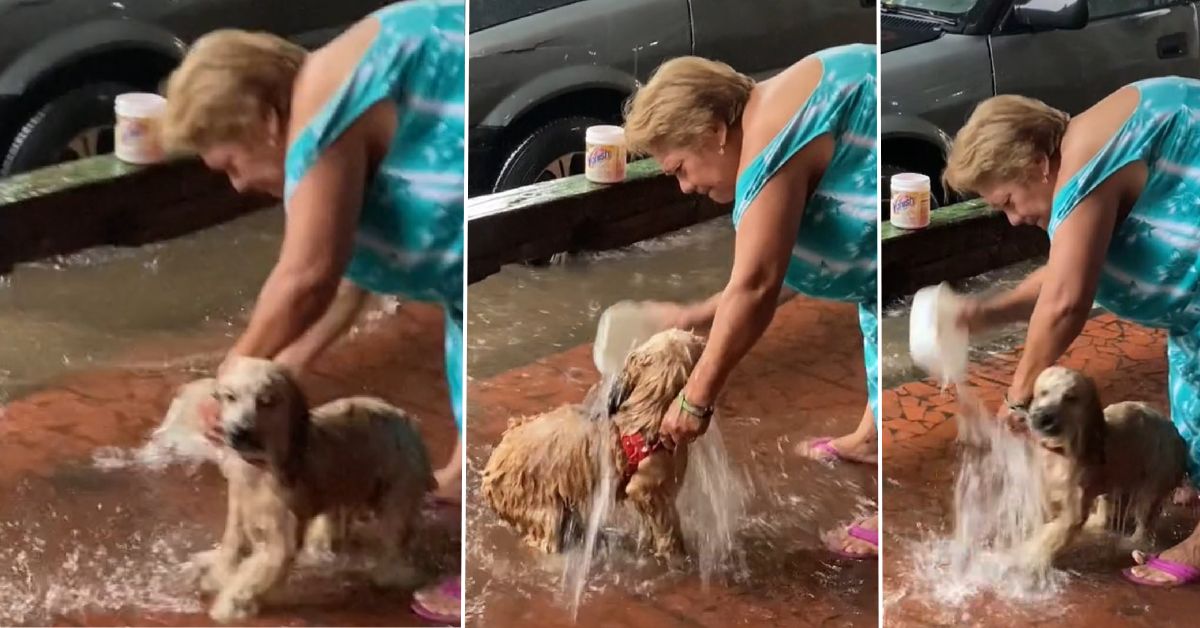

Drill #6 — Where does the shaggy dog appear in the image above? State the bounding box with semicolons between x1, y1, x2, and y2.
1021;366;1187;567
181;357;434;623
481;328;706;559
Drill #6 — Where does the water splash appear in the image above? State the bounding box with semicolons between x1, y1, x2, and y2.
93;397;219;473
558;371;750;616
0;520;206;624
678;421;752;585
560;438;617;620
912;384;1067;605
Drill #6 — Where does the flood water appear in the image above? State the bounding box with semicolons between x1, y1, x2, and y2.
0;209;461;626
467;219;878;627
0;210;282;403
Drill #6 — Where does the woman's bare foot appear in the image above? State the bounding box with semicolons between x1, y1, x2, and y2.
1126;522;1200;585
795;434;878;464
824;513;878;558
796;405;878;464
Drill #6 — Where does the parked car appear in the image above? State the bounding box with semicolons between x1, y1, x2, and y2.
468;0;877;197
881;0;1200;215
0;0;391;176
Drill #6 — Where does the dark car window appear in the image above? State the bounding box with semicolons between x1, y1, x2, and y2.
469;0;586;32
1088;0;1185;19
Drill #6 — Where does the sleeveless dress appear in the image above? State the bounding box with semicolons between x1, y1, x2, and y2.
1048;76;1200;484
284;0;465;431
732;44;879;421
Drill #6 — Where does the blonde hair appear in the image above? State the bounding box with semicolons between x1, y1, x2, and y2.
943;95;1069;194
623;56;755;155
161;30;306;152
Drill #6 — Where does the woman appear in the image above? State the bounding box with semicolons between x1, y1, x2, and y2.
945;79;1200;587
161;0;464;620
623;44;879;558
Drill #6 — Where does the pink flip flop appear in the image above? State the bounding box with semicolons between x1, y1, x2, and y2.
827;524;878;560
412;576;461;625
806;437;845;463
1122;556;1200;588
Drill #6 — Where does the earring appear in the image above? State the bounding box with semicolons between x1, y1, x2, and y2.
718;145;725;155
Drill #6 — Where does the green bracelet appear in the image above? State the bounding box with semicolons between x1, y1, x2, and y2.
1004;393;1030;418
678;392;714;420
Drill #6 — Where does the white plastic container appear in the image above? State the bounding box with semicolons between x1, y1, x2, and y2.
910;282;969;386
593;301;664;374
114;93;168;165
585;125;627;184
890;172;932;230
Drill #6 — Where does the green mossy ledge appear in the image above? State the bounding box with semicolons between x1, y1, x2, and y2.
882;198;1048;301
0;155;272;274
468;159;730;284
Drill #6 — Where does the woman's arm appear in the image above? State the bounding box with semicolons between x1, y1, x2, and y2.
228;121;368;362
1006;187;1119;405
274;279;370;370
678;146;819;411
962;265;1048;332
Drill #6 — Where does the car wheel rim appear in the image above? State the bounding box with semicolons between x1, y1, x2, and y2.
537;152;583;182
63;126;113;161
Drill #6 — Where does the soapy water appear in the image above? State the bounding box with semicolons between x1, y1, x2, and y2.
911;383;1068;606
556;375;752;619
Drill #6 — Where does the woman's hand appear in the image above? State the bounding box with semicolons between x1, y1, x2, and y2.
956;298;989;333
198;392;225;447
642;301;691;330
995;400;1030;434
659;397;711;450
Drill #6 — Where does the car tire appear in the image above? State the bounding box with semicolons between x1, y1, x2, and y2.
1;82;135;176
492;115;606;193
881;162;940;222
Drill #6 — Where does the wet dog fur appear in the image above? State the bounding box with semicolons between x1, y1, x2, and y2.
481;329;706;559
1023;366;1187;568
176;358;434;622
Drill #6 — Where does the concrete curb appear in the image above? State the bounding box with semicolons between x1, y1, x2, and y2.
881;199;1047;300
0;155;273;274
467;159;729;284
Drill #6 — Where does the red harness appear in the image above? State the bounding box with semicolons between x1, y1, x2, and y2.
619;432;664;480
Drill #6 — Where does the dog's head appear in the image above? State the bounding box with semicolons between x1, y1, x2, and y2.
215;356;309;480
1027;366;1105;463
607;329;707;429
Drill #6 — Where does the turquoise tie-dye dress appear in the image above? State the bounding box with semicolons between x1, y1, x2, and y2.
1048;76;1200;485
284;0;464;431
732;44;879;421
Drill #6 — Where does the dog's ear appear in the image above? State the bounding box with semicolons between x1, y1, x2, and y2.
1079;378;1107;467
607;371;634;417
276;370;311;486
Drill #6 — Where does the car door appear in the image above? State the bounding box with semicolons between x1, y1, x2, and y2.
688;0;876;77
150;0;389;47
990;0;1200;115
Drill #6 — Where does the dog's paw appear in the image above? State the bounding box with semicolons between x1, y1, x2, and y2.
369;562;423;589
188;548;219;571
209;595;257;624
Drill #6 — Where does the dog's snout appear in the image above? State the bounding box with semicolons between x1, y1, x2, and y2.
1029;408;1059;434
226;426;263;452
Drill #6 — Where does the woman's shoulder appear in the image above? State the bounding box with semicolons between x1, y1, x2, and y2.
1061;86;1141;167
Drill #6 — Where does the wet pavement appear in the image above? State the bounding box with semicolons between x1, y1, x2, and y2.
467;291;879;627
0;214;460;626
882;313;1200;627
